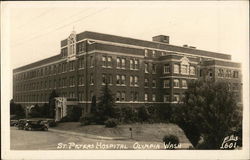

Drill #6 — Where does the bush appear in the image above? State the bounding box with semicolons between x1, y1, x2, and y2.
48;121;57;127
66;106;82;122
80;114;94;126
138;105;150;122
163;135;180;150
105;118;118;128
60;116;71;122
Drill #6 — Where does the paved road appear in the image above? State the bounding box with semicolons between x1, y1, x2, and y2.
10;127;168;150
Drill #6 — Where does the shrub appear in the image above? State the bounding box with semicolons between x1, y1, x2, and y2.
119;106;137;123
66;106;82;122
138;105;150;122
80;114;94;126
60;116;71;122
48;121;57;127
163;135;180;150
105;118;118;128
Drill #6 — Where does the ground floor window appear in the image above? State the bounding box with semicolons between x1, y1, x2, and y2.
164;95;170;102
173;94;180;102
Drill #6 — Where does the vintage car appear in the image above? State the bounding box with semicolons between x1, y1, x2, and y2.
17;119;28;130
24;120;48;131
10;120;18;126
41;119;57;127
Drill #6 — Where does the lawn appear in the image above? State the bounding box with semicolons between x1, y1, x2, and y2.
54;122;191;143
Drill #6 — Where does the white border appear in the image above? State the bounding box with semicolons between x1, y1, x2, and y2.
1;1;249;160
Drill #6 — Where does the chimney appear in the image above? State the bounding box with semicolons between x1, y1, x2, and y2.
152;35;169;44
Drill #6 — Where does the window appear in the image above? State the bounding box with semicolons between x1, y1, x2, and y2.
130;76;134;86
181;64;188;74
145;49;148;57
69;77;74;86
116;92;121;101
164;95;170;102
174;64;180;74
134;76;139;86
152;94;156;102
90;74;94;85
77;42;84;53
63;78;66;87
152;50;156;57
79;58;84;69
173;79;179;88
152;64;156;74
90;91;94;101
102;56;106;67
107;74;113;84
116;58;121;68
145;78;149;87
69;61;75;71
164;64;170;73
102;74;106;84
190;66;195;75
90;56;94;67
130;91;139;102
226;70;232;78
107;57;112;68
233;71;239;78
173;94;180;102
53;80;56;88
121;58;126;69
135;59;139;70
116;75;125;85
78;92;84;101
130;59;134;69
152;80;156;88
130;92;134;101
144;93;148;101
182;80;187;88
145;63;149;73
200;69;203;77
116;75;121;85
121;75;126;85
121;92;126;101
209;71;213;77
57;79;59;88
164;79;170;88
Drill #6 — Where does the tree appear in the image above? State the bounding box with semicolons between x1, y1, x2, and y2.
65;106;82;122
29;104;41;118
90;95;97;113
96;83;116;123
40;103;50;118
138;105;150;122
10;99;25;119
48;90;59;118
10;99;16;115
172;80;242;149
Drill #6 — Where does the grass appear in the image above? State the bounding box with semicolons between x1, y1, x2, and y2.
54;122;191;143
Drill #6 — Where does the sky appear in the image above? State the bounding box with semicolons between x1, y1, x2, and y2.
3;1;248;69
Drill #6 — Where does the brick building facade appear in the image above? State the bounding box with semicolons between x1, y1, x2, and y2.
13;31;242;115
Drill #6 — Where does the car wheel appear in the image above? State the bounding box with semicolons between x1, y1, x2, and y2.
28;127;32;131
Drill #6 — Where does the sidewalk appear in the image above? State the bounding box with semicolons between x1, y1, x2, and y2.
49;128;129;140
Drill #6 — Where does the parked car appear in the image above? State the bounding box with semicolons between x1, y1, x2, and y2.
24;120;48;131
41;119;57;127
17;119;27;130
10;120;18;126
